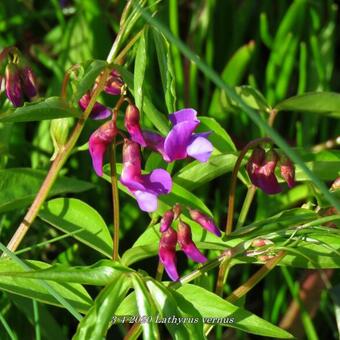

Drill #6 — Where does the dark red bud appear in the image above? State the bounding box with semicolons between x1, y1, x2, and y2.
20;66;38;98
5;63;23;107
280;156;295;188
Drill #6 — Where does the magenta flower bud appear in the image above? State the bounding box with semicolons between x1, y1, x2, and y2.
160;209;174;232
177;221;207;263
120;139;172;212
247;148;281;195
89;120;117;176
280;156;295;188
246;146;265;187
159;227;179;281
256;149;281;195
125;104;146;146
20;66;37;98
104;70;123;95
79;92;112;120
188;208;221;237
5;63;23;107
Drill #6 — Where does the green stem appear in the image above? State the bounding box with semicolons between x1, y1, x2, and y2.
236;185;257;228
110;140;120;261
5;68;111;253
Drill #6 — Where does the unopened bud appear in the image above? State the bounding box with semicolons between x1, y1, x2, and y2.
280;155;295;188
188;208;221;237
331;177;340;191
20;66;38;98
251;239;273;248
5;63;23;107
160;210;174;232
177;221;207;263
125;104;146;146
50;117;73;160
173;203;182;220
104;70;124;95
159;227;179;281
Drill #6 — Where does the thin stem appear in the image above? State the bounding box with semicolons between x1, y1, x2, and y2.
115;29;144;65
226;251;286;303
61;64;80;99
155;261;164;281
225;137;272;235
236;185;257;228
5;68;111;253
110;140;120;261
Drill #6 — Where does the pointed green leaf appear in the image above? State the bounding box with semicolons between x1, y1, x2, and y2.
0;168;94;213
0;260;132;285
0;258;92;313
0;97;80;123
39;198;113;258
132;274;159;340
177;284;293;338
74;274;131;340
275;92;340;118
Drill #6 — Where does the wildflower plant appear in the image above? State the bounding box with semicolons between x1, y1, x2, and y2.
0;1;340;340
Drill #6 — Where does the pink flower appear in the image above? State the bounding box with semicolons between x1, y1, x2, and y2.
188;208;221;237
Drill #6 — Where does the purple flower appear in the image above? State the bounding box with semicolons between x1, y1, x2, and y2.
177;221;207;263
79;92;112;120
247;148;281;195
159;227;179;281
188;208;221;237
125;104;146;146
89;120;117;176
139;109;213;163
120;139;172;212
5;63;23;107
160;209;174;232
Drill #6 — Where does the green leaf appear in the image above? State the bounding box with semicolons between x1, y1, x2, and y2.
173;154;238;191
0;258;92;313
0;260;132;285
231;208;317;239
0;97;80;123
198;117;236;153
74;59;108;101
134;28;149;111
39;198;113;258
152;28;176;113
73;274;131;340
132;274;159;340
275;92;340;118
177;284;293;338
0;168;94;213
146;278;204;339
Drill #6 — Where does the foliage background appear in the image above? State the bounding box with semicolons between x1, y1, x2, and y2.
0;0;340;339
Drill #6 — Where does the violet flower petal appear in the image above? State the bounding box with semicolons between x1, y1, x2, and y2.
21;67;38;98
164;120;199;161
189;209;222;237
134;190;158;212
168;108;198;125
256;172;282;195
79;93;111;120
5;64;23;107
125;105;146;146
142;131;170;162
181;244;207;263
187;135;213;162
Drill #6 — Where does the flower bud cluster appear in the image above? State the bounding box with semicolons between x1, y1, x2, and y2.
158;204;221;281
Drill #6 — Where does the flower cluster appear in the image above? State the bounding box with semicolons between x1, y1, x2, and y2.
246;146;295;194
158;204;221;281
0;48;38;107
87;77;214;212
